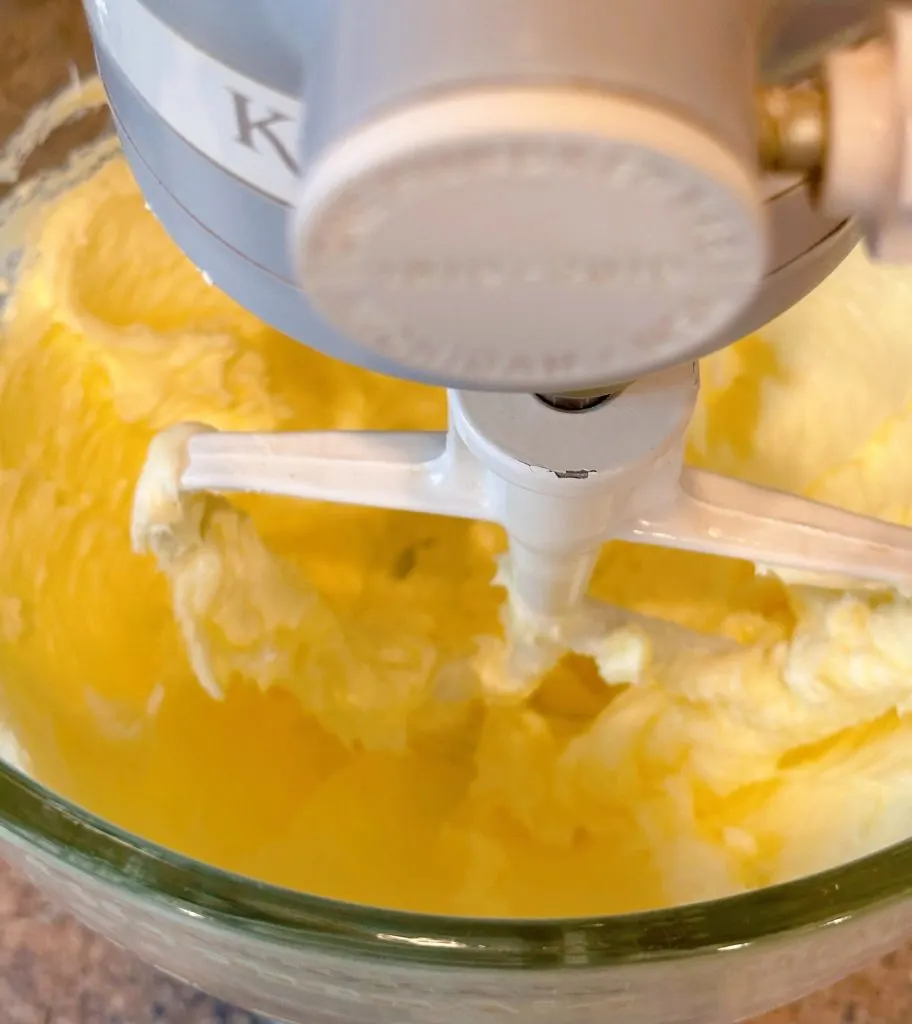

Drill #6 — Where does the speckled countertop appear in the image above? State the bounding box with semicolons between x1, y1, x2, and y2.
1;1;911;1021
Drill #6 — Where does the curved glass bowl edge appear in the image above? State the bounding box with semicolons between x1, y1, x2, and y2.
1;761;911;971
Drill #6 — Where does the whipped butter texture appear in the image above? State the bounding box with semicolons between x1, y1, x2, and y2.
3;156;912;917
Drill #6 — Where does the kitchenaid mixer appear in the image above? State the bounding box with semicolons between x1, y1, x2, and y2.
83;0;912;658
3;4;912;1024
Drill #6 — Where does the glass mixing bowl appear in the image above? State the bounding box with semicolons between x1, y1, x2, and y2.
2;3;912;1023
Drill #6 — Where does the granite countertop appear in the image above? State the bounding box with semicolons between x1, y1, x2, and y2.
1;1;911;1021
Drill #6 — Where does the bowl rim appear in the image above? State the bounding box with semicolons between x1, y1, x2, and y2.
2;760;910;970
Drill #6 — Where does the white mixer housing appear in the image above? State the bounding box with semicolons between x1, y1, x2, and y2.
84;0;862;392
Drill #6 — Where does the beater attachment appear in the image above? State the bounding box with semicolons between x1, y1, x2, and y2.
133;363;912;640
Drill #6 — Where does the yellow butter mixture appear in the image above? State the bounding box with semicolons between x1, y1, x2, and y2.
3;157;912;917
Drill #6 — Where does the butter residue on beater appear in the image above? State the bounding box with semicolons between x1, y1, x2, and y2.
130;421;481;751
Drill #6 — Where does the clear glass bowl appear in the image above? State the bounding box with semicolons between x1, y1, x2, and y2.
2;3;912;1023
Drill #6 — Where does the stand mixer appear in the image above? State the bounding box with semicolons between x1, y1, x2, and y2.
84;0;912;652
